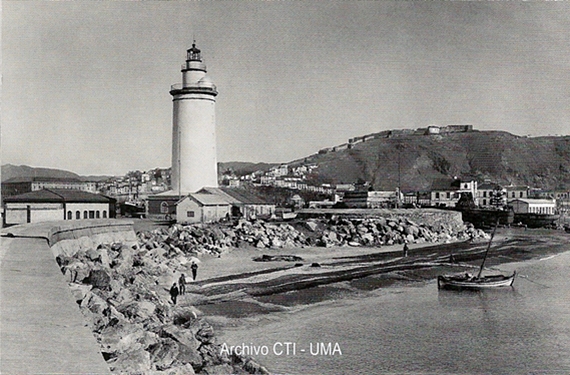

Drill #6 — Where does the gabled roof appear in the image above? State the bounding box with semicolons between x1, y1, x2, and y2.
508;198;556;205
187;193;230;206
198;187;270;205
219;187;269;205
3;189;114;203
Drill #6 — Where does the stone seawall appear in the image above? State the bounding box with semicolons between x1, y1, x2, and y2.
0;220;132;374
48;219;137;258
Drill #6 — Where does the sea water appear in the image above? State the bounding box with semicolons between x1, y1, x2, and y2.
219;250;570;374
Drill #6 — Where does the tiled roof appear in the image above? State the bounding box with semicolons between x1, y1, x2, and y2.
3;189;114;203
188;193;230;206
219;187;269;204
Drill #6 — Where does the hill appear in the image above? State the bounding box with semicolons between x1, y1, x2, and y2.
294;130;570;191
1;164;111;182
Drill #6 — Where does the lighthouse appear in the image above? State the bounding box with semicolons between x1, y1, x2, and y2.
170;42;218;194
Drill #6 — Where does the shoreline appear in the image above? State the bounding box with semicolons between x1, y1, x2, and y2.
186;227;569;330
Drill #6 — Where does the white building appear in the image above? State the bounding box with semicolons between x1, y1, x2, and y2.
176;193;230;224
170;42;218;194
508;198;557;215
3;189;116;226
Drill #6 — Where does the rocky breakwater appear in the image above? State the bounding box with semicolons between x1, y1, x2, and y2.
134;211;484;255
310;214;486;248
56;240;269;375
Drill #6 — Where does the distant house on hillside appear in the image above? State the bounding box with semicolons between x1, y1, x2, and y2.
3;189;116;226
430;179;461;207
343;190;398;208
505;185;529;200
477;183;506;208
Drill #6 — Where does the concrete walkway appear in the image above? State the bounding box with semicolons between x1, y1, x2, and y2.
1;225;111;374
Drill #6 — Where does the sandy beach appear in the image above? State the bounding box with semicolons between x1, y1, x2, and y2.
173;227;569;325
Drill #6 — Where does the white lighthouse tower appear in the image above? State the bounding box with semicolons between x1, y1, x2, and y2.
170;42;218;194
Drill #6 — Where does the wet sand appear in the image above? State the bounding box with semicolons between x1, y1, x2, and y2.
178;227;570;324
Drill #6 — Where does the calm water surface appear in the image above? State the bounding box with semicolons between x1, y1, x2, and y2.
219;250;570;375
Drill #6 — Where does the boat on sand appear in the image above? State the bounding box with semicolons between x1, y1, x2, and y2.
438;219;516;291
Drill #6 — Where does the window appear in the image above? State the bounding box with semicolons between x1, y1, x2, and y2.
67;211;72;220
483;199;487;206
520;192;523;198
447;192;451;199
187;211;195;218
512;192;515;198
76;211;80;220
435;192;440;199
96;211;100;218
483;191;487;198
160;201;169;214
84;211;88;219
89;210;95;219
103;211;107;218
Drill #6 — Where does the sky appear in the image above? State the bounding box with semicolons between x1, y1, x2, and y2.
2;1;569;176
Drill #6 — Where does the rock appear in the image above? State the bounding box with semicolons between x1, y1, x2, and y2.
195;321;215;344
172;307;200;327
201;364;235;374
242;358;271;374
149;363;196;375
150;337;179;371
81;291;108;315
304;220;319;232
108;347;151;373
85;268;111;290
68;283;92;303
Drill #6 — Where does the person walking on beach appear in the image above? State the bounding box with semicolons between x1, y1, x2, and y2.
169;282;179;305
191;261;199;281
403;242;409;257
178;274;186;295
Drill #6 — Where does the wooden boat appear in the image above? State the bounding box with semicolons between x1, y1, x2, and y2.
437;271;516;290
438;218;516;290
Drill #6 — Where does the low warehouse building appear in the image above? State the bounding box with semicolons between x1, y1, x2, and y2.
508;198;557;215
176;193;230;224
3;189;116;226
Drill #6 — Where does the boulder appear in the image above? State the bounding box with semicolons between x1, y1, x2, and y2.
108;347;151;373
148;363;196;375
304;220;319;232
201;364;235;374
68;283;92;303
85;268;111;290
150;337;179;371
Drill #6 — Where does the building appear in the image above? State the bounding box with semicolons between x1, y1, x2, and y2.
430;179;461;207
175;193;230;224
505;185;529;200
2;177;99;200
148;42;219;219
343;191;398;208
170;42;218;195
3;189;116;226
508;198;557;215
477;183;506;208
198;187;275;219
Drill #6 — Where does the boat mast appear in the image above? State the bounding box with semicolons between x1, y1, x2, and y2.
477;218;500;279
